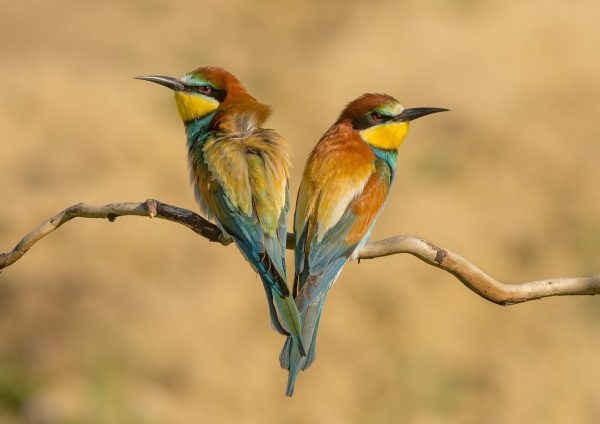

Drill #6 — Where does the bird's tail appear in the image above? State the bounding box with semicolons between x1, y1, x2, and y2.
242;236;305;356
259;277;288;336
279;297;325;397
271;289;307;357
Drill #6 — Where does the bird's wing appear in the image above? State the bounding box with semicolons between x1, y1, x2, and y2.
245;129;291;274
199;129;291;294
294;139;391;307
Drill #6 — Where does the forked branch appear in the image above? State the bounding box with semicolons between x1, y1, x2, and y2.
1;200;598;305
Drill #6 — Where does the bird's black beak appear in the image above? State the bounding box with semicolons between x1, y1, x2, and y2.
394;107;449;122
135;75;186;91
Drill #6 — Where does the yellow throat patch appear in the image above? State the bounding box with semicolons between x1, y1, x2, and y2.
174;91;219;122
360;121;409;150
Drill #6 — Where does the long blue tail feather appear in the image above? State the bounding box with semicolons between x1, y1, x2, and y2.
280;296;326;396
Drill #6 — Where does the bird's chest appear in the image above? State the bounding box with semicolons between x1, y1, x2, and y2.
187;153;218;220
187;134;218;190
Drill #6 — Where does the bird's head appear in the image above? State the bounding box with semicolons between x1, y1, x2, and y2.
136;66;256;124
338;94;448;150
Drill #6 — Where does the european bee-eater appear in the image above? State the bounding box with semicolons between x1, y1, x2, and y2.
280;93;447;396
136;67;305;355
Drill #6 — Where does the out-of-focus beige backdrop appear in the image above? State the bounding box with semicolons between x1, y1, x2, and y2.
1;0;599;423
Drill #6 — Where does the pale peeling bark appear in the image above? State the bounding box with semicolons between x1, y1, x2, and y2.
1;200;598;305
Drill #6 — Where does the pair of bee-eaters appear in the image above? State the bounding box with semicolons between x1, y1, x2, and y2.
137;66;447;396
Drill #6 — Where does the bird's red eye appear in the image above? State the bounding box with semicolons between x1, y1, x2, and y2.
371;112;383;122
198;85;212;95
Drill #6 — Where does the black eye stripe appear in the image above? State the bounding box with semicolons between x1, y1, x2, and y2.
183;85;227;102
352;112;393;130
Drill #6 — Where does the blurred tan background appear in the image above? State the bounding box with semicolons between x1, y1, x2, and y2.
1;0;599;423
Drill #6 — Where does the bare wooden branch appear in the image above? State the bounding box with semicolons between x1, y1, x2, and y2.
0;200;232;270
358;236;600;305
1;200;598;305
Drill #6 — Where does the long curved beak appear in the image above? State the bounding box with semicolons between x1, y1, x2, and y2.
135;75;186;91
394;107;449;122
